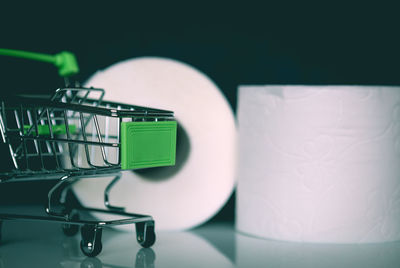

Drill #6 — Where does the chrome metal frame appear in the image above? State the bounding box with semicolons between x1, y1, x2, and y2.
0;87;170;256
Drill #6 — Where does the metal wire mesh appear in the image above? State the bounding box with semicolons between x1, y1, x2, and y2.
0;87;174;176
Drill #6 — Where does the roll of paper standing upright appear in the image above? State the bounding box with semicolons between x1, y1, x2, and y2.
237;85;400;243
72;57;236;231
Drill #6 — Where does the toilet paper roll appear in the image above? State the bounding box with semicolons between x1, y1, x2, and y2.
236;85;400;243
72;57;236;231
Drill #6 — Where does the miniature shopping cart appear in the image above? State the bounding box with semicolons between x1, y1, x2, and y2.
0;50;177;257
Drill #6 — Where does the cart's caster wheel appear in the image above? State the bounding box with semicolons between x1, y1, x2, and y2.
80;225;103;257
136;221;156;248
62;211;80;236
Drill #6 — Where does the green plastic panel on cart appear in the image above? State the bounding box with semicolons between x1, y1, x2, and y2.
121;121;177;170
24;124;77;135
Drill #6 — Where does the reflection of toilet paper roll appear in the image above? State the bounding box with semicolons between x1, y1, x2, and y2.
72;57;236;231
236;232;400;268
237;85;400;243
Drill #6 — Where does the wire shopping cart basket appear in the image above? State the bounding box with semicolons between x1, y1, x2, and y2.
0;86;177;257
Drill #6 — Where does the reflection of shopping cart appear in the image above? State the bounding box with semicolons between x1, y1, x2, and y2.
0;86;177;257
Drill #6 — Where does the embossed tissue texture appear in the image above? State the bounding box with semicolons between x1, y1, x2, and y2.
236;86;400;243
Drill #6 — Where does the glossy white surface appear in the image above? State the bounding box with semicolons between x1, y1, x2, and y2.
0;220;399;267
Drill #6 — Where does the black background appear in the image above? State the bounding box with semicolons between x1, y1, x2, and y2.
0;2;400;221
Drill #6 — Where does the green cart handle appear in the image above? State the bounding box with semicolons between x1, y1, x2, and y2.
0;48;79;77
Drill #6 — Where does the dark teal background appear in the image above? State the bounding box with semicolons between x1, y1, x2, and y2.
0;2;399;222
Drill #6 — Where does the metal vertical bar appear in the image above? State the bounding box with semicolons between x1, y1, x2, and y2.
93;114;109;166
0;113;6;143
19;105;29;170
39;108;53;155
117;117;122;165
2;102;18;169
46;108;60;169
33;108;45;170
79;112;96;168
26;110;40;154
104;173;125;211
104;104;110;160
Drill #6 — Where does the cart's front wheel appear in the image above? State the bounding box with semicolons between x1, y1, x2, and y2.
80;225;103;257
136;221;156;248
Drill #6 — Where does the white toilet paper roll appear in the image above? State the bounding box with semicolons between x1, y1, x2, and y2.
237;85;400;243
72;57;236;231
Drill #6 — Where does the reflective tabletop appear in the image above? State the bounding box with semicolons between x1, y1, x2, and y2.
1;217;400;267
